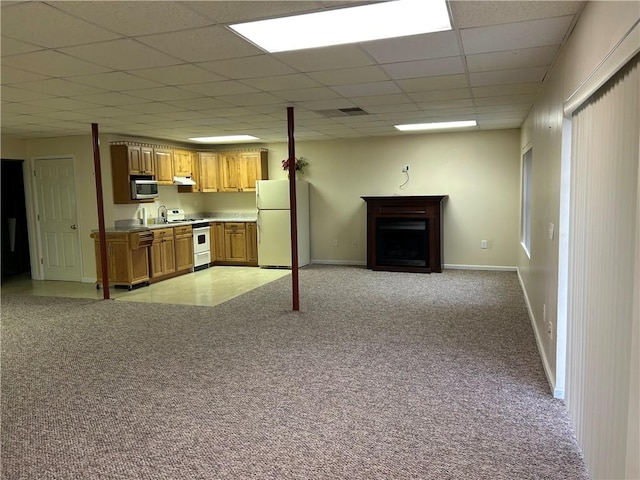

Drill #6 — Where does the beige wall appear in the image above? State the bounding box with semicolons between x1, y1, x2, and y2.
519;2;639;478
264;130;521;267
1;135;26;159
12;129;520;280
518;0;640;389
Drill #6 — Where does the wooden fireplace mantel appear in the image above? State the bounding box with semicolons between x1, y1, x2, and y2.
361;195;447;273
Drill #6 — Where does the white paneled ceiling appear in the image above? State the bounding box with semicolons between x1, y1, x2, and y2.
0;0;584;143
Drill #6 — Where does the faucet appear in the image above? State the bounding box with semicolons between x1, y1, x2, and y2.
157;205;167;224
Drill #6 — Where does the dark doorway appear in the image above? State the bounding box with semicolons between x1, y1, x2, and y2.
2;159;31;281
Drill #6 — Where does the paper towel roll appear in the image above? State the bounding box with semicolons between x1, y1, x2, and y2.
142;208;148;225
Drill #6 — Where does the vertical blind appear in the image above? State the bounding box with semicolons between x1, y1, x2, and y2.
567;54;639;478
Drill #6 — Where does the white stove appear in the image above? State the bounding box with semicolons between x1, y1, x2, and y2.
166;209;211;271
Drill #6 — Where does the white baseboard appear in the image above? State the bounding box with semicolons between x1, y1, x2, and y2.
82;276;97;283
517;268;558;397
444;264;517;271
310;259;367;266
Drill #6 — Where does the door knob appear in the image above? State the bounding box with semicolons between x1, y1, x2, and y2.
70;224;77;230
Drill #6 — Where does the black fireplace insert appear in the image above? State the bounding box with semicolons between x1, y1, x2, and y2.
375;218;429;267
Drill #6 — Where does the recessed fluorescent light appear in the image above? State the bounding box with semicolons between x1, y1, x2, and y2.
395;121;478;131
229;0;451;53
188;135;259;143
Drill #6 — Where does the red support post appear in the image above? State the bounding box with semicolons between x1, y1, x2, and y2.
287;107;300;311
91;123;110;299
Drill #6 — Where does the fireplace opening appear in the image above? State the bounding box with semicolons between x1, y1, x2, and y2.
376;218;429;267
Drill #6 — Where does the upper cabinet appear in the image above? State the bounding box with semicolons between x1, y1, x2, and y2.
110;142;268;197
199;152;219;192
127;146;154;175
154;148;174;185
218;149;268;192
111;144;155;204
173;150;192;177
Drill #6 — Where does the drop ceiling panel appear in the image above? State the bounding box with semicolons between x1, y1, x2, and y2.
137;26;263;63
466;45;559;72
274;45;374;72
14;79;105;96
53;1;212;36
2;50;110;76
0;36;44;56
362;31;461;63
331;81;402;97
274;87;342;102
241;74;321;91
0;1;583;141
0;2;121;48
59;39;183;70
198;55;297;79
382;57;466;80
451;1;583;28
130;65;226;86
67;72;165;91
470;67;547;87
306;66;390;86
183;1;323;24
396;74;469;92
461;16;574;54
472;83;540;98
1;66;50;84
180;81;260;96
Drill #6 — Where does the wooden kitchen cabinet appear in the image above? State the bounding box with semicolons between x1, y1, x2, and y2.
210;221;257;266
211;222;225;262
91;230;152;289
174;225;194;272
173;150;192;177
199;152;219;192
150;228;176;279
246;222;258;263
154;148;174;185
218;149;268;192
110;145;155;204
225;222;247;262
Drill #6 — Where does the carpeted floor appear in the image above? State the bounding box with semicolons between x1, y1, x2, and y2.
1;265;589;479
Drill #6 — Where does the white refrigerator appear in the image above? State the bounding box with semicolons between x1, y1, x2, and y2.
256;180;310;268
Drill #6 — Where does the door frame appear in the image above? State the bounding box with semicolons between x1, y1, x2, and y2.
25;155;83;281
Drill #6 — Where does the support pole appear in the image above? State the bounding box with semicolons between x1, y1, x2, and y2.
287;107;300;311
91;123;110;299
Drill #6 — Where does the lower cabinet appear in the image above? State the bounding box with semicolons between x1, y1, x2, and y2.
91;230;153;289
174;225;194;272
210;221;257;266
150;228;176;279
149;225;194;282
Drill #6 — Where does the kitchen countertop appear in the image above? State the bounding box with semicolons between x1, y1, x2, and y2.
95;213;258;233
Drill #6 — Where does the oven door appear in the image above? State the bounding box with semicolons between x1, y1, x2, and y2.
193;226;210;254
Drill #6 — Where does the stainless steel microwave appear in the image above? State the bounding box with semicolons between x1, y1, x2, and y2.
131;179;159;200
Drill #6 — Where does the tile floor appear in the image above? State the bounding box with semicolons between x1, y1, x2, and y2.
0;266;291;307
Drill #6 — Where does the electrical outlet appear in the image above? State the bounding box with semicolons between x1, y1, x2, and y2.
547;321;553;339
481;239;488;249
402;164;410;172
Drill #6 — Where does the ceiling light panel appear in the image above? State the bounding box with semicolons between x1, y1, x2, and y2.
230;0;451;53
189;135;259;143
395;120;477;131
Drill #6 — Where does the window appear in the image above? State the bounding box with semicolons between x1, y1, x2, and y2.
521;148;533;256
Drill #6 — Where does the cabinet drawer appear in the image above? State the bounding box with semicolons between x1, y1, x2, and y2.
130;230;153;248
152;228;174;238
224;222;246;232
173;225;192;235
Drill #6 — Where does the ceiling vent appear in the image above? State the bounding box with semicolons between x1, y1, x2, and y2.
315;107;370;118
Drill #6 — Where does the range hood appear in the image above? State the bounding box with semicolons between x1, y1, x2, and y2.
173;176;196;186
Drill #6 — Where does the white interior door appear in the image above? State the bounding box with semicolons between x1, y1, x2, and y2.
34;157;82;281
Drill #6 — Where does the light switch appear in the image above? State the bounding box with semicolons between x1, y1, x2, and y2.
548;223;555;240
